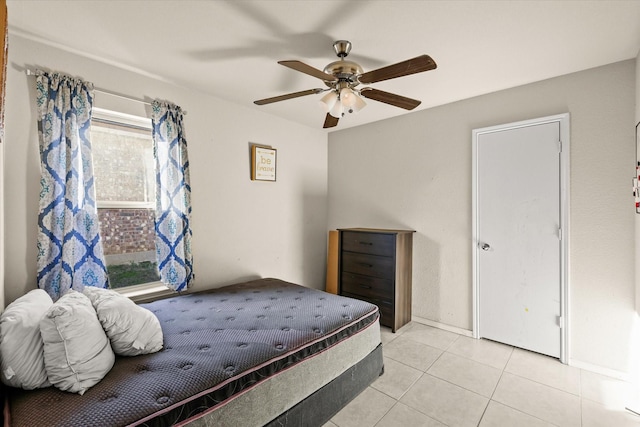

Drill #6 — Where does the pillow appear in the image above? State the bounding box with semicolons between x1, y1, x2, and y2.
0;289;52;389
40;290;115;395
83;286;163;356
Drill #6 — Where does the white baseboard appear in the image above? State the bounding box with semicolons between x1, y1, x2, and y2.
410;316;633;383
411;315;474;337
626;404;640;417
569;358;630;382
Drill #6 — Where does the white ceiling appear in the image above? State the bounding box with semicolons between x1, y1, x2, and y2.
7;0;640;131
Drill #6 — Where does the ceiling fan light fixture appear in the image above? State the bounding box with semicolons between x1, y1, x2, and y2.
319;90;338;112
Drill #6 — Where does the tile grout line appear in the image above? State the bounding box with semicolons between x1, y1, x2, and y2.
384;326;500;426
371;368;424;402
486;347;563;427
382;341;445;372
502;348;583;398
443;336;516;372
380;325;588;427
579;367;584;427
370;388;399;427
387;325;566;425
502;368;581;398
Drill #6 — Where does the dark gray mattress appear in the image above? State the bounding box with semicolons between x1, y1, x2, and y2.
6;278;379;427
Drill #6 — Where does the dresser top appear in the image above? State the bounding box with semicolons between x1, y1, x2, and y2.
338;228;416;234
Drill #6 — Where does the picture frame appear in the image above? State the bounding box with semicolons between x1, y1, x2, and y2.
251;145;277;181
631;122;640;214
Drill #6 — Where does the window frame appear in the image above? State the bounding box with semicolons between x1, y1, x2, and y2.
91;107;171;298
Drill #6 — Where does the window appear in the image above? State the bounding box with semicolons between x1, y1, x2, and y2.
91;108;160;290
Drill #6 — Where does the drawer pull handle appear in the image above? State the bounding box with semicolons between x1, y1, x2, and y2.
359;284;372;289
358;262;373;268
358;241;373;246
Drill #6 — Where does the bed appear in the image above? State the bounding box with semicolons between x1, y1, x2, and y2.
4;278;383;427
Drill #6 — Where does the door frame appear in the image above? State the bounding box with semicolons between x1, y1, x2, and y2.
472;113;570;364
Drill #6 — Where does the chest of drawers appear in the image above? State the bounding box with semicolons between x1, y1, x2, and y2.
338;228;414;332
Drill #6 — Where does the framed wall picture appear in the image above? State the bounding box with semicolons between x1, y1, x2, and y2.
631;122;640;214
251;145;277;181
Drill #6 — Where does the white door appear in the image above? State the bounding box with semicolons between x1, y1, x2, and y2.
475;119;563;358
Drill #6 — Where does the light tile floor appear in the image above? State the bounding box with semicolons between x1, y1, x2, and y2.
324;322;640;427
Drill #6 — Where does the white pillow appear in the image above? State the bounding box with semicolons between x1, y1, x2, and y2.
83;286;163;356
0;289;52;389
40;290;115;395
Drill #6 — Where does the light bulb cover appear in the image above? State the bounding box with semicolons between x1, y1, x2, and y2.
348;93;367;113
319;91;338;112
329;99;344;118
340;87;357;107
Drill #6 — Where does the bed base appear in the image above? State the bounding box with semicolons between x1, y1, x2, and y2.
265;343;384;427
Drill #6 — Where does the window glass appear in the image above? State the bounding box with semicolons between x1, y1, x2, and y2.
91;108;160;289
92;123;155;204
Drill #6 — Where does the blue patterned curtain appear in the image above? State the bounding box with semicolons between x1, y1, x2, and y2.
151;100;193;291
35;71;108;300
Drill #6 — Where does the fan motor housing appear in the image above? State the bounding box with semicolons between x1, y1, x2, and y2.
323;60;363;86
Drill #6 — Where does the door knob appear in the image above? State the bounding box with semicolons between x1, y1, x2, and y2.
481;243;491;251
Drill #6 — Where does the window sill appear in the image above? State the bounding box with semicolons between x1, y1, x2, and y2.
115;281;175;303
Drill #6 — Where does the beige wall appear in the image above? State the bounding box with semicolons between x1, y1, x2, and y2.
3;34;329;304
328;60;636;376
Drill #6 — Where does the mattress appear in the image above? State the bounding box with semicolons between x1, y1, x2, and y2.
186;317;381;427
6;278;380;427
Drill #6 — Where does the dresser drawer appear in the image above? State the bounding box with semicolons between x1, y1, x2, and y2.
341;231;395;257
341;252;395;279
342;292;394;327
341;272;393;300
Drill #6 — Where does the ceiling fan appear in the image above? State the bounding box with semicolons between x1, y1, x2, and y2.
254;40;437;128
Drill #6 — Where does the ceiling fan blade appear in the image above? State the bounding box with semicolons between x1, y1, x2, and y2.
359;55;437;84
278;60;338;82
254;88;324;105
323;113;339;128
360;88;421;110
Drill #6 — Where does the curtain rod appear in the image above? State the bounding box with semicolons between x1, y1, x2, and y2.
25;69;187;114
